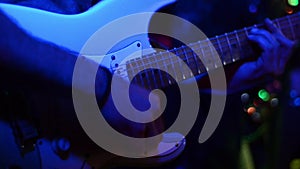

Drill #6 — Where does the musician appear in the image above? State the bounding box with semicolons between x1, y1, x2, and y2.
0;0;298;169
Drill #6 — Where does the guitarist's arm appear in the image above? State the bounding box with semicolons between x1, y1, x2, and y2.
0;9;163;139
0;9;109;98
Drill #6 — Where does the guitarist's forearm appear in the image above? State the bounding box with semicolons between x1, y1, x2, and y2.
0;10;110;99
0;10;73;87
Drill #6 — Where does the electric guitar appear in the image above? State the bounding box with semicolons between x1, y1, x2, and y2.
0;0;186;169
0;0;299;168
1;0;299;88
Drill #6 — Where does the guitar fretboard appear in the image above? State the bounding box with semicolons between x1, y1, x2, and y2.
125;12;300;89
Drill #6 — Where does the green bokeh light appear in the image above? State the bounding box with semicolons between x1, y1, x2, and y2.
290;159;300;169
288;0;299;6
258;89;270;102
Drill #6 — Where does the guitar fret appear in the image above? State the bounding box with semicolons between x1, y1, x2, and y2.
219;35;232;65
130;59;145;87
148;53;162;88
290;14;300;39
174;48;186;80
180;46;193;79
207;38;219;69
156;52;167;88
225;33;234;63
197;41;207;71
278;17;294;39
126;61;135;83
190;43;202;75
143;56;156;89
160;51;170;86
173;48;184;81
200;40;215;71
213;36;222;54
274;18;281;31
236;30;249;59
240;27;254;58
227;32;241;62
196;57;202;74
124;12;300;90
207;39;219;68
166;50;179;82
287;15;296;40
182;46;195;77
215;36;226;65
234;30;241;47
151;68;159;89
234;30;242;60
161;52;173;85
139;58;152;89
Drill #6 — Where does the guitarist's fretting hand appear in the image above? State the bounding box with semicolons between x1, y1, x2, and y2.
249;18;295;75
229;18;296;91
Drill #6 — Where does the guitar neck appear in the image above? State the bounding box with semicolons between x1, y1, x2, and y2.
126;12;300;89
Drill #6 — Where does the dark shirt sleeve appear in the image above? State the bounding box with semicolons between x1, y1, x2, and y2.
0;9;111;103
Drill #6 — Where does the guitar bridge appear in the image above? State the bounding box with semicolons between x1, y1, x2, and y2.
11;118;39;154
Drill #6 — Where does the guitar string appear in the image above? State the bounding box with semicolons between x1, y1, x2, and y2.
105;14;300;81
118;15;300;73
115;24;298;80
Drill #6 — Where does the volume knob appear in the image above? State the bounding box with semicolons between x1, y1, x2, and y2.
52;138;71;157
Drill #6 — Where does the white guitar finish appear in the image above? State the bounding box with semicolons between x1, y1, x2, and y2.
87;41;143;81
0;0;175;54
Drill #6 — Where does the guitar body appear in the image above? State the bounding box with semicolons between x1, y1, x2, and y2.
0;1;187;169
0;114;185;169
0;0;174;53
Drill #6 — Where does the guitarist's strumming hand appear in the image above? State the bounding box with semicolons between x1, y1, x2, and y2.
229;18;296;91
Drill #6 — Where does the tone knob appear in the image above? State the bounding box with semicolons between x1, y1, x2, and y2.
51;138;71;157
